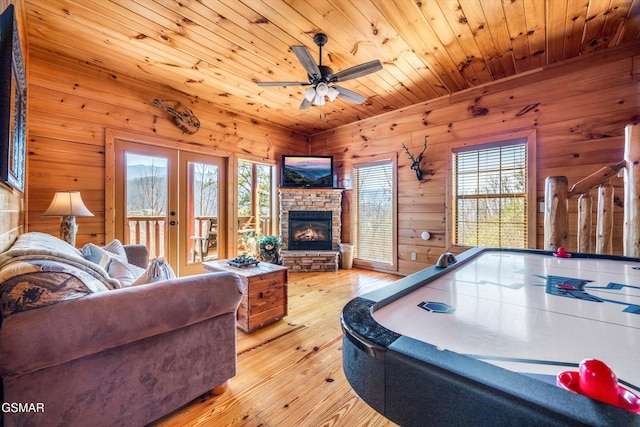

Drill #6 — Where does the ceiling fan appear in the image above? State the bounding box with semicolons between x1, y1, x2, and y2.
256;33;383;110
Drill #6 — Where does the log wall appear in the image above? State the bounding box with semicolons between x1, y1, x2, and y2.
0;0;26;252
311;41;640;275
26;46;307;247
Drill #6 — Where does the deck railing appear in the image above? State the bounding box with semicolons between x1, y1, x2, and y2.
193;216;215;237
125;215;273;260
544;123;640;256
126;216;165;258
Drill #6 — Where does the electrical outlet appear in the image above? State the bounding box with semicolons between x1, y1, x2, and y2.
411;252;417;261
539;202;545;213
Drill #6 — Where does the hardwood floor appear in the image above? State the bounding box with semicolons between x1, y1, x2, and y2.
151;268;401;427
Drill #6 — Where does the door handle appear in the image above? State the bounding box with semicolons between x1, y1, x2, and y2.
170;221;176;226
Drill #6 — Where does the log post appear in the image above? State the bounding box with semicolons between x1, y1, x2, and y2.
624;123;640;257
544;176;568;251
577;193;593;253
596;184;614;254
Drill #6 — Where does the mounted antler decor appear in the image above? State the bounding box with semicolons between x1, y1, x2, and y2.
402;137;428;181
152;99;201;134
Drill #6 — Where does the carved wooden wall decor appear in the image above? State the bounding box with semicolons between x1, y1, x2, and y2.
152;99;200;134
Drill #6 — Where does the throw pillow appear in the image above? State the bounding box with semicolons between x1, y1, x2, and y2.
104;257;146;287
130;259;176;286
81;240;128;266
102;239;127;260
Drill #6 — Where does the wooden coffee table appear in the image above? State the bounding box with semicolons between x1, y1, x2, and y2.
203;260;288;333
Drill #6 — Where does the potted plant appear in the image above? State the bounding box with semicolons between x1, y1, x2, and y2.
258;235;284;265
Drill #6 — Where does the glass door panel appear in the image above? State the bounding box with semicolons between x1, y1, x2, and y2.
124;153;168;259
115;142;178;269
180;152;226;276
187;161;219;262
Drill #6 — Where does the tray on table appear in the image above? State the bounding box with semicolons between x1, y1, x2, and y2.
227;258;260;268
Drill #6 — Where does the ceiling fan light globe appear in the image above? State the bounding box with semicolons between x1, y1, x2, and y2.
315;82;329;96
314;92;325;105
327;86;339;101
303;88;316;101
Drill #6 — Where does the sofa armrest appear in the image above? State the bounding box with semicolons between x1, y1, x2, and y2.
124;244;149;268
0;272;244;377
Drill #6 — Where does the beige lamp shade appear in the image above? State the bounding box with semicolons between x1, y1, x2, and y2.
43;191;94;217
43;191;94;246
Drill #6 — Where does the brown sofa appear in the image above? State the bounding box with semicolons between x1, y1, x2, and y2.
0;233;243;426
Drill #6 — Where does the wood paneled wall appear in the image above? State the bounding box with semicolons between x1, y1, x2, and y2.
311;42;640;275
0;0;26;252
26;47;307;247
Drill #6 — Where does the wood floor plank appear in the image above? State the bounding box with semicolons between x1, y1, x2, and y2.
150;268;399;426
257;337;346;426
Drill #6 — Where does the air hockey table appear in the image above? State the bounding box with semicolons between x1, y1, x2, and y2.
341;247;640;426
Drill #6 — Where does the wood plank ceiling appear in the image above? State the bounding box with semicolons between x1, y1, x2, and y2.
22;0;640;136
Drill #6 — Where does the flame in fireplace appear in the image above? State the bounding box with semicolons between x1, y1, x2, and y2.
293;223;327;241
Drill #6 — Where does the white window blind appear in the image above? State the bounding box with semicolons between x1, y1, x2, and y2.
354;160;394;264
454;140;528;248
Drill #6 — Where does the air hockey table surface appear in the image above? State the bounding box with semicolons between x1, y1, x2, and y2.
341;247;640;426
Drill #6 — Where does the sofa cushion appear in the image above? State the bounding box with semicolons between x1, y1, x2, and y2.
104;257;146;287
0;260;110;317
130;259;176;286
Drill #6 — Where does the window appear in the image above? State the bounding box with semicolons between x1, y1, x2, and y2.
237;159;276;255
452;135;535;248
353;156;397;271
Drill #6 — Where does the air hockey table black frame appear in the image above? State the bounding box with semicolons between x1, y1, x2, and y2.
341;247;639;426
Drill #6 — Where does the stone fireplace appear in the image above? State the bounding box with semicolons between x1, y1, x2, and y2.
279;189;343;271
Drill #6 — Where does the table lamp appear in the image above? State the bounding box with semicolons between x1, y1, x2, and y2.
43;191;94;247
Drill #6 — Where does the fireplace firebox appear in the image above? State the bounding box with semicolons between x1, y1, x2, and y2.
288;210;332;250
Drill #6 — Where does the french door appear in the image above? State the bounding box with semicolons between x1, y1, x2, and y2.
113;140;226;276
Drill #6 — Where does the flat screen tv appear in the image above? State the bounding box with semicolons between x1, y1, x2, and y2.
281;155;333;188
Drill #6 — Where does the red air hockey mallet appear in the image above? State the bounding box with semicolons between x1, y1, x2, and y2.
553;247;572;258
557;359;640;413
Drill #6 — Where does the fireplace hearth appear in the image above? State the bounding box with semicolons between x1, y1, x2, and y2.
288;210;332;251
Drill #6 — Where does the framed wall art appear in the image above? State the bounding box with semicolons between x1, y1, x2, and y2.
1;5;26;193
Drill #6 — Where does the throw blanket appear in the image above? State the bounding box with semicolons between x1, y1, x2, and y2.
0;233;120;290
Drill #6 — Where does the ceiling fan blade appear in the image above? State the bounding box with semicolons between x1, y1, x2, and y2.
299;97;312;110
256;81;310;87
331;60;383;82
292;45;321;80
334;86;367;104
